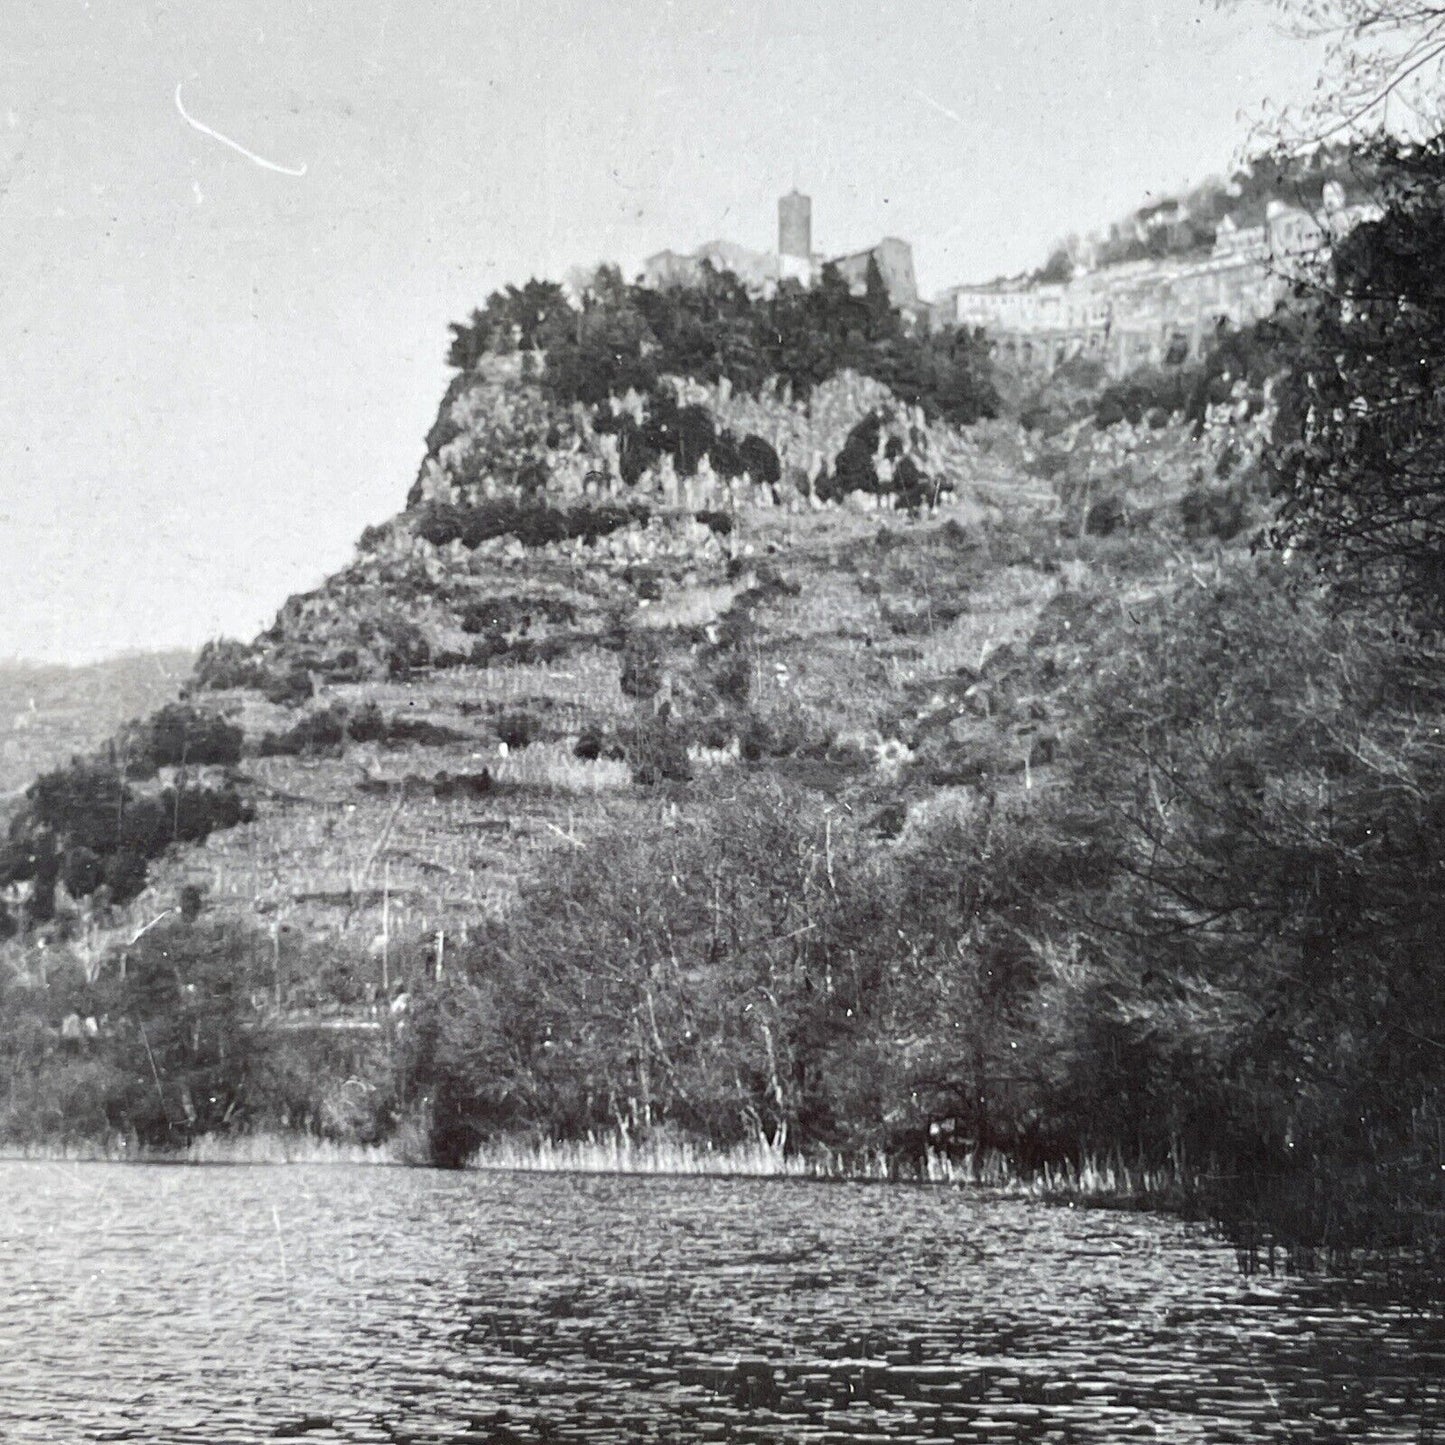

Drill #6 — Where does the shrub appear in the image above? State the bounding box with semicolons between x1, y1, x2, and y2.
191;639;264;692
1180;485;1248;542
263;667;315;708
1084;494;1127;537
346;701;388;743
103;849;148;904
673;404;717;476
496;712;539;751
117;796;170;857
179;883;205;921
166;785;248;844
707;652;752;707
626;718;693;785
128;703;244;769
619;631;666;701
458;593;578;634
695;509;734;537
833;439;881;495
61;847;104;899
621;566;664;602
381;716;469;748
416;498;648;552
738;707;823;761
739;434;782;486
1094;365;1199;429
893;455;934;512
708;430;746;479
259;706;348;758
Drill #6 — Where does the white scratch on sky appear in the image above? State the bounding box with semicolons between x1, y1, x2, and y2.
174;83;307;177
909;86;965;128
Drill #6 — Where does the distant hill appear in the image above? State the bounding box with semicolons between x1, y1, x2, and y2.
0;650;195;798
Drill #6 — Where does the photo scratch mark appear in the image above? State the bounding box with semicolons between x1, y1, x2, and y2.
909;86;965;128
174;83;307;177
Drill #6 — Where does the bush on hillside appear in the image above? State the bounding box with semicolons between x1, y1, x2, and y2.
457;593;578;635
1084;494;1127;537
126;703;244;770
414;498;649;551
60;847;104;899
1094;365;1200;429
262;666;315;708
191;638;266;693
739;434;782;486
695;509;733;537
258;705;349;758
626;717;694;786
1180;483;1250;541
496;712;540;751
619;631;666;701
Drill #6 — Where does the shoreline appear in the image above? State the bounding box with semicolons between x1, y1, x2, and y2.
0;1130;1194;1209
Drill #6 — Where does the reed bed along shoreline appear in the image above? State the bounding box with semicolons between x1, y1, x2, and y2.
462;1133;1196;1206
0;1129;1194;1208
0;1133;399;1167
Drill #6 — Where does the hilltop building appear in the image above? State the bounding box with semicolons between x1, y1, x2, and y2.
777;190;813;285
640;193;921;315
936;181;1379;374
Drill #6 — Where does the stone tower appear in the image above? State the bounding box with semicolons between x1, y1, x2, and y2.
778;190;812;284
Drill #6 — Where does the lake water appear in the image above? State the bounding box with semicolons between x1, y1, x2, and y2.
0;1162;1441;1443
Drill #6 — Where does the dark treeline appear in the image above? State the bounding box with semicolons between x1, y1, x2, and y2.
445;259;999;426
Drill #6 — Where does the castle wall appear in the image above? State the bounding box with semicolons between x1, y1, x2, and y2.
831;238;919;307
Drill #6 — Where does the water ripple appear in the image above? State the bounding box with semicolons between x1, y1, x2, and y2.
0;1163;1440;1442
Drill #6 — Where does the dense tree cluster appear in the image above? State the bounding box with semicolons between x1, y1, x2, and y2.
444;260;999;427
446;279;574;368
593;386;782;489
1269;134;1445;624
412;497;651;551
0;917;403;1149
0;736;252;922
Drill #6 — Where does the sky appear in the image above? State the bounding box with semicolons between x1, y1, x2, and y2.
0;0;1330;664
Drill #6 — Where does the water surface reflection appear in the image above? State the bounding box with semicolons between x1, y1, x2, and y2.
1;1162;1440;1442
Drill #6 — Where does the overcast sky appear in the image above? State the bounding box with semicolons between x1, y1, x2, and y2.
0;0;1327;663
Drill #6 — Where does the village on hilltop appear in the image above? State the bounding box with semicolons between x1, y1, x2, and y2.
641;179;1380;375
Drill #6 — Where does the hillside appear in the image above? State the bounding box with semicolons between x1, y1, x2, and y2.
0;338;1266;1147
5;166;1445;1259
0;650;195;798
0;348;1259;959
